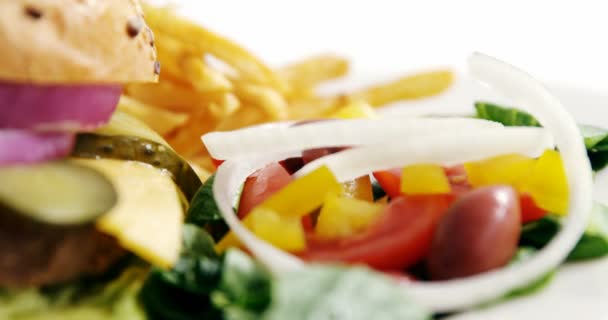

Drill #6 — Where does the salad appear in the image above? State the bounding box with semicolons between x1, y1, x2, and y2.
134;53;608;319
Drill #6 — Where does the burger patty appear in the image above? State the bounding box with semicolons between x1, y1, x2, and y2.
0;204;127;288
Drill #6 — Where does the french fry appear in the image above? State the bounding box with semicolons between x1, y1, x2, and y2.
287;95;345;120
214;105;268;132
128;3;456;177
155;32;232;92
208;92;240;118
117;96;189;136
142;4;289;94
348;70;454;106
234;84;288;120
166;107;218;158
180;55;233;92
279;54;349;89
125;81;226;112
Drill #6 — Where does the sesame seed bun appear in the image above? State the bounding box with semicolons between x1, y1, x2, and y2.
0;0;158;84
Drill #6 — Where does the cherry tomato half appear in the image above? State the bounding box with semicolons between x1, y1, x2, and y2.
211;157;225;169
300;194;453;270
237;162;293;219
372;168;402;198
520;192;547;223
373;165;470;198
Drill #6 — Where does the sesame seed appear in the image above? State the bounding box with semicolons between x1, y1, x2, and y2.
126;17;143;38
24;6;43;19
146;28;155;46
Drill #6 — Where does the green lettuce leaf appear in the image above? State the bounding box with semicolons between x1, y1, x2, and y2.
474;101;608;171
519;203;608;262
187;175;229;240
579;125;608;171
0;261;148;320
263;265;430;320
474;102;540;127
505;247;555;299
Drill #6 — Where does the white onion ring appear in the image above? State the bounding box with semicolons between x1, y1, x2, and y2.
203;118;502;160
295;127;553;182
211;52;593;312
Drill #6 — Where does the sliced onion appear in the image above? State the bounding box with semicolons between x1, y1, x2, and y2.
296;127;553;182
0;130;75;165
0;82;121;131
203;118;502;160
212;52;593;312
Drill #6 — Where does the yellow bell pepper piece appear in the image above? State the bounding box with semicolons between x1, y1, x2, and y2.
465;154;535;190
330;100;378;119
260;165;342;218
215;231;241;253
341;175;374;201
523;149;569;215
247;207;306;251
400;164;451;195
316;195;385;239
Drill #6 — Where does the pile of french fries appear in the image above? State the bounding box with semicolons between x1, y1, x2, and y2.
120;4;454;176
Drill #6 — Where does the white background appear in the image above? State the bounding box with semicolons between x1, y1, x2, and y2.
155;0;608;94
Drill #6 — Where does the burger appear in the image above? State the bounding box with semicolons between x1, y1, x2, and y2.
0;0;200;318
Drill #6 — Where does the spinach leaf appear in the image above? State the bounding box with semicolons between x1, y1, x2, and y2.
211;250;272;319
568;202;608;261
157;224;223;295
0;261;148;320
187;175;229;240
371;180;387;201
519;216;561;249
580;125;608;171
519;203;608;262
505;247;555;299
140;226;271;320
474;102;540;127
140;224;224;319
140;271;221;320
263;265;430;320
475;101;608;171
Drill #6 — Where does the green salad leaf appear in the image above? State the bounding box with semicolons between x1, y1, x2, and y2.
156;225;223;295
474;101;608;171
140;225;271;320
263;266;430;320
140;224;224;319
519;215;561;249
505;247;555;299
371;180;387;201
0;260;148;320
519;203;608;262
475;102;541;127
568;202;608;261
579;125;608;171
187;175;229;240
212;250;272;320
140;224;429;320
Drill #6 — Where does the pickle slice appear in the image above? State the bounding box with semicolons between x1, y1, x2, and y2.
95;110;169;147
0;162;117;225
72;133;201;200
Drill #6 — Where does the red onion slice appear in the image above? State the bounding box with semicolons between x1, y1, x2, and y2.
0;130;75;165
0;82;122;131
